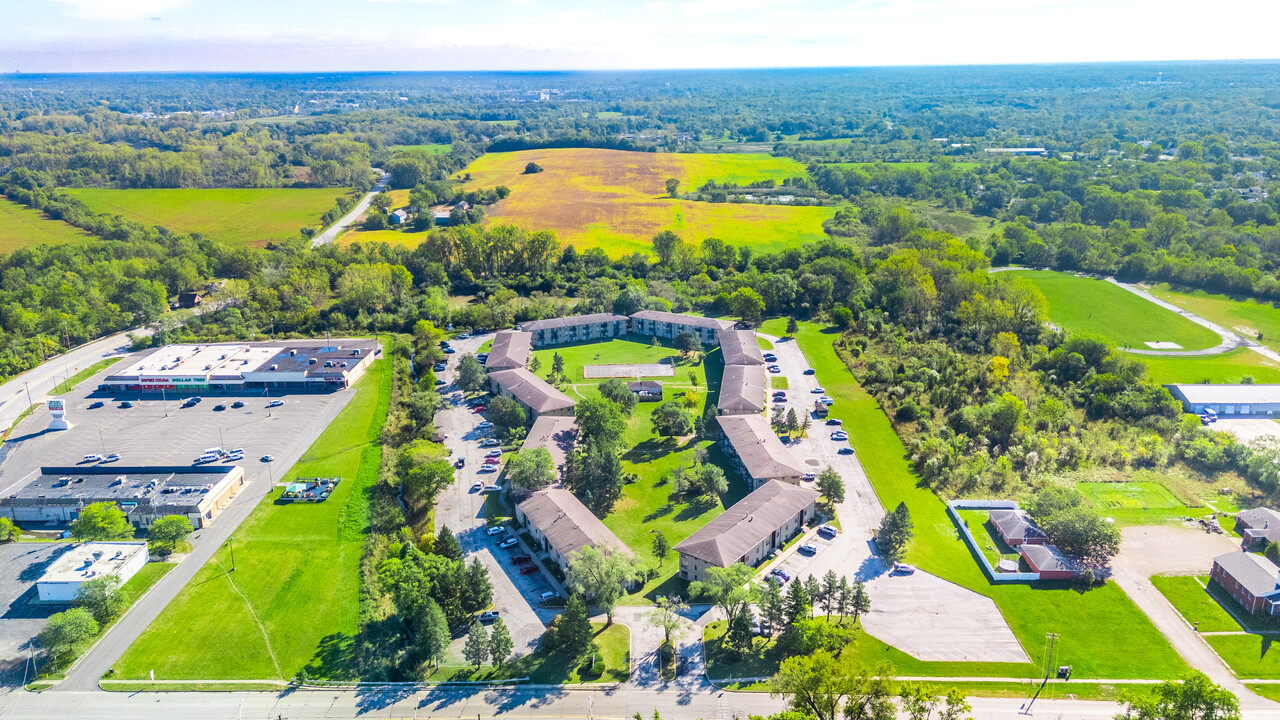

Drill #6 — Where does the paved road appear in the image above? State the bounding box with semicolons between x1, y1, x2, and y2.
0;333;138;438
1106;278;1248;356
311;170;389;247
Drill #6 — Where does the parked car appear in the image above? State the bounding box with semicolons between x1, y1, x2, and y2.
803;369;816;375
802;472;817;481
213;404;226;411
838;447;854;455
82;453;103;463
478;610;499;622
499;538;519;549
818;524;838;539
520;565;540;575
830;431;848;440
267;400;284;408
539;591;560;602
231;401;245;408
103;452;121;463
486;449;503;457
477;421;494;430
435;379;446;386
771;568;791;582
483;457;501;466
455;457;466;469
478;466;497;474
483;485;502;494
119;401;133;408
892;563;916;575
472;482;485;492
457;333;470;340
811;387;825;394
798;543;819;555
768;365;781;373
510;554;531;565
88;401;104;409
434;363;447;372
444;347;456;354
486;525;506;536
480;438;501;447
763;353;777;362
826;418;843;426
474;405;486;413
261;454;275;462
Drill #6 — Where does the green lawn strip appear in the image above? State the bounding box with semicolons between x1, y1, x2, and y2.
1246;684;1280;702
111;351;390;681
1150;575;1241;633
101;682;289;692
1005;270;1220;351
717;678;1126;701
955;509;1022;568
529;336;706;387
1149;284;1280;354
757;336;774;350
1202;580;1280;634
782;319;1189;679
771;376;788;390
1139;347;1280;385
50;358;121;395
1206;634;1280;679
703;620;1036;680
425;622;629;684
2;403;39;441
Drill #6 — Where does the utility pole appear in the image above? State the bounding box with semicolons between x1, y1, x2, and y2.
100;428;107;455
1023;632;1059;715
227;536;236;572
23;382;33;408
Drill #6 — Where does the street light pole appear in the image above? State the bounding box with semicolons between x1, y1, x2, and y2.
23;382;33;408
227;536;236;572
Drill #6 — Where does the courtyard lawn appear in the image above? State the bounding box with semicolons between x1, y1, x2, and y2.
529;336;710;396
1004;270;1220;351
956;509;1023;569
1150;575;1240;633
0;198;93;253
66;188;349;247
1140;347;1280;385
111;352;389;681
1149;284;1280;355
455;149;835;256
761;318;1189;679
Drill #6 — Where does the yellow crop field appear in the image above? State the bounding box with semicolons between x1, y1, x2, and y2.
455;148;834;255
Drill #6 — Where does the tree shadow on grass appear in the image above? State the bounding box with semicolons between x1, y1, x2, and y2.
644;502;676;523
622;438;679;463
302;631;359;681
674;496;719;523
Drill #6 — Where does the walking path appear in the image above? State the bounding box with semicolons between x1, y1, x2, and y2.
310;169;389;246
1105;277;1248;356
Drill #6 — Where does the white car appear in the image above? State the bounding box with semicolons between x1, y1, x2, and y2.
802;471;817;480
103;453;120;463
819;396;834;405
480;438;501;447
830;431;849;441
893;563;916;575
539;591;560;603
472;482;485;492
82;454;103;463
499;537;519;549
477;421;494;430
811;387;825;394
267;400;284;408
479;610;500;622
486;449;503;458
486;525;505;536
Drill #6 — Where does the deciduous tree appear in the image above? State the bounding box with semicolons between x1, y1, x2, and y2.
70;501;132;541
566;545;640;624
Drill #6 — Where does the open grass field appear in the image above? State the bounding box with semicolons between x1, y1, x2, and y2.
1150;575;1241;633
1149;284;1280;354
112;353;389;681
760;318;1189;679
1206;634;1280;679
1140;347;1280;385
1076;480;1203;526
65;188;348;247
456;149;835;255
0;198;94;253
390;143;453;155
1005;270;1220;351
424;622;629;684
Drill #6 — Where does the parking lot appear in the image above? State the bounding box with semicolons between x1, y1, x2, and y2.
0;367;353;503
0;542;73;689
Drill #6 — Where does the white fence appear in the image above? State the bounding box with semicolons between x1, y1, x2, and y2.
947;499;1042;583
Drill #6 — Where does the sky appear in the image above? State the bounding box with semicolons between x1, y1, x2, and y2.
3;0;1279;73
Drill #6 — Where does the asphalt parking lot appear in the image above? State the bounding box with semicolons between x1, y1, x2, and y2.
0;369;351;501
0;542;73;689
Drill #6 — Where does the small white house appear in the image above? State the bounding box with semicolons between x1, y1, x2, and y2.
389;209;408;225
36;542;149;603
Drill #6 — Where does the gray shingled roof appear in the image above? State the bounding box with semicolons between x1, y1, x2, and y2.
630;310;736;332
489;367;577;414
1238;507;1280;531
718;364;768;414
517;487;629;561
718;330;766;366
1215;551;1280;598
518;313;630;332
1020;544;1077;574
486;331;532;371
674;480;818;566
521;415;578;470
989;509;1044;544
717;413;805;481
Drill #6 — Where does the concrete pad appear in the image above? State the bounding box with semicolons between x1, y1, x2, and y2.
1216;419;1280;444
1145;341;1183;350
862;571;1030;663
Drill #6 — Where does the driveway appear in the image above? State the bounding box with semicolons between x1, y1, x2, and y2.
432;334;553;659
1216;419;1280;445
759;332;1027;664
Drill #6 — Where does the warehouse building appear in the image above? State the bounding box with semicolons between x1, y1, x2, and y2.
488;367;577;421
629;311;736;345
1;465;245;529
515;487;630;573
1165;384;1280;418
486;330;533;371
717;413;806;489
674;480;818;582
98;339;379;394
36;542;150;603
517;314;630;347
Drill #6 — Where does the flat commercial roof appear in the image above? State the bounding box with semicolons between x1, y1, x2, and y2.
675;480;817;566
103;339;378;383
1168;384;1280;404
2;466;240;513
39;542;148;584
717;413;805;480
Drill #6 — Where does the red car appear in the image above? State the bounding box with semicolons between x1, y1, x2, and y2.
473;405;486;413
483;457;501;465
520;565;540;575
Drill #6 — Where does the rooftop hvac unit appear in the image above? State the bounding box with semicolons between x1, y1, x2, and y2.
290;349;297;356
270;364;278;370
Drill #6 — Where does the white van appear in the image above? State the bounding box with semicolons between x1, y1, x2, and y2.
194;452;220;464
203;447;224;457
82;454;103;463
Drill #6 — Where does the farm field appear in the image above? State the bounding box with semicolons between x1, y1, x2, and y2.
0;198;94;253
1140;347;1280;385
66;188;348;247
455;148;835;255
111;352;389;681
1149;284;1280;354
760;318;1189;679
1005;270;1220;351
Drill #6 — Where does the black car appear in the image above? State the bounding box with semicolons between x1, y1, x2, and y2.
803;369;816;375
231;401;245;409
213;404;226;411
88;401;104;409
119;401;133;408
838;447;854;455
434;363;447;372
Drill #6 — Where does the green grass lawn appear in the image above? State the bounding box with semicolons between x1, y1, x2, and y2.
390;143;453;155
1076;481;1200;526
1149;284;1280;354
1140;347;1280;385
0;198;94;253
50;358;120;395
530;336;705;387
956;509;1023;568
771;376;788;390
1150;575;1240;633
1005;270;1220;351
759;318;1189;680
1206;635;1280;679
111;351;389;681
66;188;348;247
426;622;629;684
1247;684;1280;701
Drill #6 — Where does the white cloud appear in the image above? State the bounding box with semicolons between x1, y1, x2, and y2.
50;0;189;21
